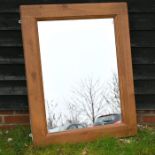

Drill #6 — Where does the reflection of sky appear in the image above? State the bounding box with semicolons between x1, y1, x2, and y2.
37;18;120;129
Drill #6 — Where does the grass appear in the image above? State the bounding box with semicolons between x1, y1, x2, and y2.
0;125;155;155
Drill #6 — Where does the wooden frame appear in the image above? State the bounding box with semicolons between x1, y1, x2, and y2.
20;2;137;146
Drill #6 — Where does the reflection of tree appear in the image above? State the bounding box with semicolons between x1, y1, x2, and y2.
65;102;81;124
103;73;121;113
66;73;121;125
46;73;121;128
46;101;63;129
68;78;106;124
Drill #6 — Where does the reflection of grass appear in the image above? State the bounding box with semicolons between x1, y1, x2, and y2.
0;126;155;155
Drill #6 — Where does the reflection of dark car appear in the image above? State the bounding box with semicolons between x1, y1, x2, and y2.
49;123;86;133
94;114;121;126
66;123;86;130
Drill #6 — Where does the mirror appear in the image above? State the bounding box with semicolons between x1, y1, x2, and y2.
20;3;137;146
37;18;122;133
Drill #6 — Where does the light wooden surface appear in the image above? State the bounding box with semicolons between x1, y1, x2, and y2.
20;2;137;146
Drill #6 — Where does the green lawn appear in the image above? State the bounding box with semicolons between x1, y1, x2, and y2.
0;126;155;155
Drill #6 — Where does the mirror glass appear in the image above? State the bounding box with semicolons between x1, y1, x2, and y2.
37;18;122;133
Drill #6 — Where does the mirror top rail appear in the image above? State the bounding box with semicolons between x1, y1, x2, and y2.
20;2;128;20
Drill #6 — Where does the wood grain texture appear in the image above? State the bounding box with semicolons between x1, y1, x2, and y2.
0;0;155;110
1;0;155;12
129;13;155;30
0;95;28;110
136;95;155;109
132;48;155;65
133;65;155;80
20;2;137;146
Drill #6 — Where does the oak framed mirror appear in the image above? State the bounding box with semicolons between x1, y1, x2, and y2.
20;2;137;146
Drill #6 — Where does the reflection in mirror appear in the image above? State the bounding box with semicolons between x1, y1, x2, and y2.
37;18;122;133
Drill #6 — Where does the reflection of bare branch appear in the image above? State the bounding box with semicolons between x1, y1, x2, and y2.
65;101;81;123
102;73;121;113
46;100;64;129
47;73;121;128
66;73;121;125
68;78;106;124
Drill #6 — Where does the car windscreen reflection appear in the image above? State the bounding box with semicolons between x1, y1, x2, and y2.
94;113;121;126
